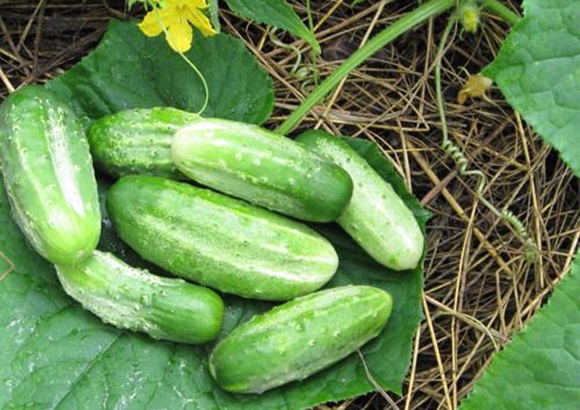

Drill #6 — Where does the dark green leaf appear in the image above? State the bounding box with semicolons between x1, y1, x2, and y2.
224;0;320;53
484;0;580;176
46;19;274;125
208;0;222;33
458;250;580;410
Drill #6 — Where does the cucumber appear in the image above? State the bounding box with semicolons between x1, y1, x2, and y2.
106;175;339;301
56;250;224;344
0;85;101;265
297;130;424;271
209;285;393;394
88;107;198;179
171;118;353;222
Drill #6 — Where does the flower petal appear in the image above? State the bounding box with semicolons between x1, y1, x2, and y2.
188;0;210;9
185;8;217;37
138;10;164;37
166;20;193;52
138;7;178;37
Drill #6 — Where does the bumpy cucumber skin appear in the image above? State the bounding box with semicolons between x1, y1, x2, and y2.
0;85;101;265
297;130;424;271
106;175;339;301
171;118;354;222
88;107;198;179
209;285;393;394
56;251;224;344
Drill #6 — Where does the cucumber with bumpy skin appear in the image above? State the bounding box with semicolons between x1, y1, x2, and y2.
297;130;424;271
209;285;393;394
106;175;339;301
56;250;224;344
88;107;198;179
172;118;354;222
0;85;101;265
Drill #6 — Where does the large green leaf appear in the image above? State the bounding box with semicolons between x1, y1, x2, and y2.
484;0;580;176
458;250;580;410
46;19;274;125
224;0;320;53
1;20;427;409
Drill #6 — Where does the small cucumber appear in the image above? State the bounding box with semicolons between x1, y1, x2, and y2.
297;130;424;271
0;85;100;265
106;175;339;301
88;107;198;179
209;285;393;394
56;250;224;344
172;118;354;222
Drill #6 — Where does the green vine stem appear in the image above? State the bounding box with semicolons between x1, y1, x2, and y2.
276;0;520;134
177;51;210;115
481;0;520;26
276;0;456;134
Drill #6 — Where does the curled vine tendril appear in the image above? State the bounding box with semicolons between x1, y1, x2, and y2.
435;7;537;261
269;28;318;93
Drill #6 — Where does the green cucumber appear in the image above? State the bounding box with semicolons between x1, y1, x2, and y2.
0;85;100;265
56;250;224;344
106;175;339;301
88;107;198;179
172;118;354;222
209;285;393;394
297;130;424;271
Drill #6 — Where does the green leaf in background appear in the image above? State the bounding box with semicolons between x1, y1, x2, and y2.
46;19;274;125
1;19;427;409
208;0;222;33
224;0;321;54
458;250;580;410
484;0;580;176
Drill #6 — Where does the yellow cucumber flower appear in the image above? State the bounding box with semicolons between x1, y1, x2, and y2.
457;74;493;105
139;0;216;53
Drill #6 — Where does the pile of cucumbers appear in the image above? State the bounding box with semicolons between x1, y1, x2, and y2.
0;85;424;394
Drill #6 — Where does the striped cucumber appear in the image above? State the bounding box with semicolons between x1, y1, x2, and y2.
0;85;100;265
297;130;424;271
88;107;198;179
209;285;393;394
56;251;224;344
106;175;339;301
172;118;354;222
